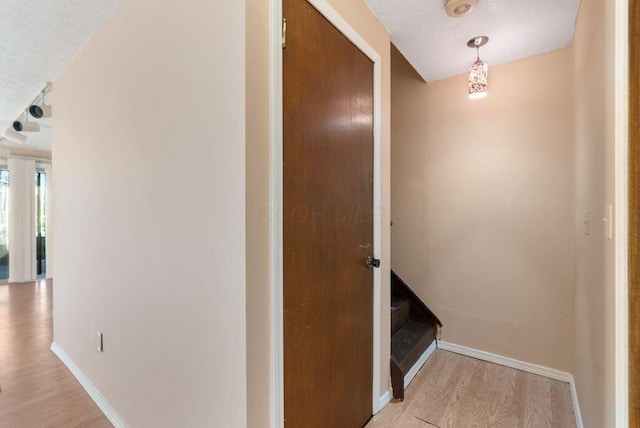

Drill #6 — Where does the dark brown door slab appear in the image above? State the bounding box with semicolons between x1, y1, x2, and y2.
283;0;375;426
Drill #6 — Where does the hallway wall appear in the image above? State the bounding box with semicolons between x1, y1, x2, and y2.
245;0;271;425
572;0;617;425
391;46;575;372
52;0;247;426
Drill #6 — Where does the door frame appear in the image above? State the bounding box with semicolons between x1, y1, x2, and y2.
616;0;629;426
268;0;384;426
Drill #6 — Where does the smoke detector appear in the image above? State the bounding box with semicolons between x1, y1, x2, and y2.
444;0;479;17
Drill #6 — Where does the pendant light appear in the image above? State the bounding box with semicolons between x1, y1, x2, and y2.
467;36;489;99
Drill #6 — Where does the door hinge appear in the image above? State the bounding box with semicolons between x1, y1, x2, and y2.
282;18;287;49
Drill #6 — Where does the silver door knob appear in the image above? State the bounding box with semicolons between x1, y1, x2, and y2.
366;256;380;269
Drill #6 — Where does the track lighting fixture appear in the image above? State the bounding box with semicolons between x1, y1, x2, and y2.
29;85;52;119
3;128;27;144
2;82;51;145
29;103;51;119
12;116;40;132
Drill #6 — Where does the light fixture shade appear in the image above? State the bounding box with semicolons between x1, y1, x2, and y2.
468;59;488;99
29;104;52;119
12;120;40;132
3;129;27;144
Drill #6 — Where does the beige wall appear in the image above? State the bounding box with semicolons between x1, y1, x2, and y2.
391;46;575;372
47;0;621;425
572;0;617;425
52;0;247;426
245;0;271;426
245;0;391;425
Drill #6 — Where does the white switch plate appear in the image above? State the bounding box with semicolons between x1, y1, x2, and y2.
96;331;103;352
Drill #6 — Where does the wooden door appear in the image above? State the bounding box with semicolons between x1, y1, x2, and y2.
630;1;640;425
283;0;375;426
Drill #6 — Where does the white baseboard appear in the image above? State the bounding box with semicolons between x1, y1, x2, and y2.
437;341;582;428
570;377;584;428
437;341;572;382
50;343;126;428
377;390;391;412
404;340;437;388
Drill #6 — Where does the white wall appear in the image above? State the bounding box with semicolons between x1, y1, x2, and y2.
391;46;575;372
52;0;247;426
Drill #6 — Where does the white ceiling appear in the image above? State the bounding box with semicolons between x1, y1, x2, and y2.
0;0;119;152
363;0;582;82
0;0;582;151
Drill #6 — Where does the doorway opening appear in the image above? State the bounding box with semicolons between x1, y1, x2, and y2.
0;167;9;282
35;168;47;279
270;0;385;425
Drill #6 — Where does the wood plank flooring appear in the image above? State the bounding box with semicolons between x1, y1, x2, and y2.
368;350;576;428
0;280;111;427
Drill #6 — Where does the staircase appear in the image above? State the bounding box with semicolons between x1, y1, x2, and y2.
390;271;442;400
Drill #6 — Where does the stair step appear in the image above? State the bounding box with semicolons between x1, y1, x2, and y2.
391;297;410;335
391;321;437;373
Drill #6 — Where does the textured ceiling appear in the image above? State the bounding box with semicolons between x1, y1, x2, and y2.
0;0;118;152
363;0;581;82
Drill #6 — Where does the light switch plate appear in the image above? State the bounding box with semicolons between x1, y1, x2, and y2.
96;331;103;352
602;204;614;240
606;204;613;240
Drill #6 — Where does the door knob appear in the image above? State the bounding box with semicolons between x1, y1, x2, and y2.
366;256;381;269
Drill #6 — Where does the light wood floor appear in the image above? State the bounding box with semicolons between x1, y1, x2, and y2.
368;350;576;428
0;280;111;427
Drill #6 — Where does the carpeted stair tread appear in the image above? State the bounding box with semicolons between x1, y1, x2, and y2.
391;320;436;373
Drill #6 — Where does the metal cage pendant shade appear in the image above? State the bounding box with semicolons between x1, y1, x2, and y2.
467;36;489;99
